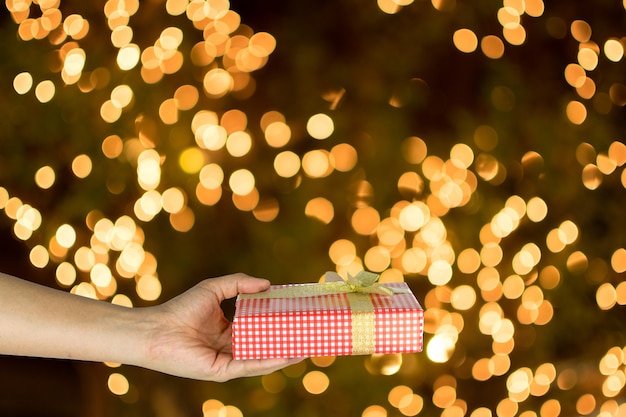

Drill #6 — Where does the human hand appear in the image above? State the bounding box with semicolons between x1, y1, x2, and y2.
140;273;302;382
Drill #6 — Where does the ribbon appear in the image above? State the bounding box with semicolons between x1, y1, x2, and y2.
238;271;409;355
238;271;410;300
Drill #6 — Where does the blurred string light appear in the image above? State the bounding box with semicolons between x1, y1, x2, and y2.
2;0;626;414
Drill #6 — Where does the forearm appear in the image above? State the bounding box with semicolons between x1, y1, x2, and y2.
0;272;154;367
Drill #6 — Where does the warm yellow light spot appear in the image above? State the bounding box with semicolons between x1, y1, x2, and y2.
170;206;195;232
117;43;140;70
72;154;92;178
56;224;77;248
159;26;183;50
388;385;413;408
199;163;224;189
305;197;334;224
581;163;602;189
35;166;56;189
453;28;478;53
457;248;480;274
398;393;424;416
173;85;199;110
567;251;588;274
63;48;85;78
118;242;145;276
611;248;626;273
203;68;233;98
162;187;185;214
137;149;162;191
302;371;329;395
575;394;596;415
578;48;598;71
111;25;133;47
179;147;205;174
264;121;291;147
74;246;96;272
398;201;430;232
450;143;474;168
55;262;77;287
524;0;544;16
226;131;252;157
377;0;402;14
100;100;122;123
503;24;526;46
597;283;617;310
377;217;405;247
566;100;587;125
35;80;55;103
13;72;33;94
428;260;453;285
221;109;247;134
30;245;50;268
159;98;178;124
475;153;499;181
421;155;444;181
195;183;222;206
399;137;427;166
273;151;300;178
362;405;387;417
329;239;356;266
252;198;280;222
564;63;586;88
576;76;596;99
608;141;626;166
330;143;358;172
137;274;162;301
427;333;456;363
229;169;255;195
198;124;227;150
302;150;332;178
481;35;505;59
91;263;112;287
350;206;379;236
571;20;592;42
364;246;391;272
604;39;624;62
63;14;89;39
480;242;503;267
398;172;425;197
102;135;123;159
249;32;276;57
597;153;617;175
135;190;162;221
306;113;334;140
107;373;129;396
450;285;476;310
497;7;520;29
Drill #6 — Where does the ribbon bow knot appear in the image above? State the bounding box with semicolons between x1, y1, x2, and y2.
324;271;406;296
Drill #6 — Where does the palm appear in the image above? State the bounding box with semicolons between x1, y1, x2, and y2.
146;274;301;381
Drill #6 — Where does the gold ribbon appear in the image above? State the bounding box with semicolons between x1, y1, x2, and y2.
238;271;408;355
238;271;409;300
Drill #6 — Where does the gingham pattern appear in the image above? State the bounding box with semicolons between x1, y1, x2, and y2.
232;282;423;360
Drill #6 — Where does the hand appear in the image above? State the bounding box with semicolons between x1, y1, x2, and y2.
140;273;303;382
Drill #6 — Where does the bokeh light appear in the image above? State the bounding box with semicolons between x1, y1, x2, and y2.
2;0;626;416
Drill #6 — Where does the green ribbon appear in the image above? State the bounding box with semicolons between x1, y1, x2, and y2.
238;271;409;300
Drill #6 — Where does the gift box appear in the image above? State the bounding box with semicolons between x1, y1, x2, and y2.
232;272;424;359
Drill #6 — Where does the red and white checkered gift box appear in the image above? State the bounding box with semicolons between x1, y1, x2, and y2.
232;281;423;360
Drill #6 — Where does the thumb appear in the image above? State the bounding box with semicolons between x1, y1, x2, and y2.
203;273;271;302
